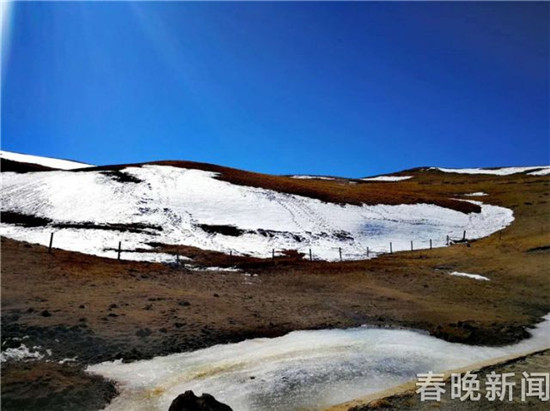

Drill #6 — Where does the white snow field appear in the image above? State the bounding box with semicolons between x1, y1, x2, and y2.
0;150;92;170
87;314;550;411
361;175;413;182
1;164;514;262
432;166;550;176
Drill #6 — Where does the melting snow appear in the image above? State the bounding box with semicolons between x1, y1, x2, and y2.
87;314;550;411
0;165;514;262
361;175;413;182
289;175;335;180
529;168;550;176
0;150;92;170
432;166;550;176
0;344;46;363
463;192;488;197
449;271;490;281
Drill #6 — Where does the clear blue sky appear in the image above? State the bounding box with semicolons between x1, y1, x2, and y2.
2;1;549;177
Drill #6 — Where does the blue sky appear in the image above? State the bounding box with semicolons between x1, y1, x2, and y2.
2;2;549;177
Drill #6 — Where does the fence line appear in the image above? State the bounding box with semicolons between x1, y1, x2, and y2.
44;230;470;263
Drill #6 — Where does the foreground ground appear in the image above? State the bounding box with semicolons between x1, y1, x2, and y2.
1;170;549;410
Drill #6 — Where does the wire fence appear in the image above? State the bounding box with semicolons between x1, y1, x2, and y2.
45;230;473;263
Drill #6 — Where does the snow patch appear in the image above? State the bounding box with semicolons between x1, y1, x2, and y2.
1;344;46;363
361;175;413;182
290;175;335;180
528;168;550;176
449;271;490;281
432;166;550;176
463;192;488;197
186;266;242;272
1;150;92;170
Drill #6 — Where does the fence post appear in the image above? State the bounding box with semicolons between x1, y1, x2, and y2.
176;249;180;265
463;230;466;241
48;232;54;254
367;247;369;257
339;247;342;261
411;240;413;251
272;249;275;260
430;239;432;250
229;250;233;264
390;242;393;254
309;248;312;261
446;235;449;246
117;241;121;260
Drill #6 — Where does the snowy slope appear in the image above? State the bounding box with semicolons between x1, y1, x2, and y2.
1;160;514;262
0;150;92;170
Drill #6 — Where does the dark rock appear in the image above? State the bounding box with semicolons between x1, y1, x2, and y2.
135;328;152;338
168;390;232;411
40;310;52;317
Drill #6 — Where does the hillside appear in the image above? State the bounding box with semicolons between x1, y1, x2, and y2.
1;151;549;410
3;151;544;263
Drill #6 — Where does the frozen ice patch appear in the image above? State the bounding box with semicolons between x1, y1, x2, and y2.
87;314;550;411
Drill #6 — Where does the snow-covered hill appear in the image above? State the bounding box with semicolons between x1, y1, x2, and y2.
0;150;92;170
0;152;518;262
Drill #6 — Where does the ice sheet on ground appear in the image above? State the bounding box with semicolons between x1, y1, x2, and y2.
0;150;92;170
1;165;514;262
449;271;490;281
87;314;550;411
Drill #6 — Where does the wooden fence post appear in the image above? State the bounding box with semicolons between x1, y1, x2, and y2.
430;239;432;249
176;249;180;265
411;240;413;251
309;248;312;261
339;247;342;261
229;250;233;264
446;235;449;246
48;232;54;254
463;230;466;241
272;249;275;260
117;241;121;260
367;247;369;257
390;242;393;254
